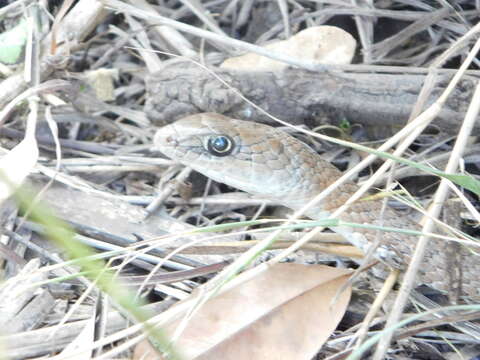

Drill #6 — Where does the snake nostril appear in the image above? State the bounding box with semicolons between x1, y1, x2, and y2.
165;135;177;145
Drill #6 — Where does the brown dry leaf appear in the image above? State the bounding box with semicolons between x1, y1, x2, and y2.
135;263;352;360
133;340;159;360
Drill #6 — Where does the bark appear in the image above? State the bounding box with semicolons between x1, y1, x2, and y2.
145;63;477;138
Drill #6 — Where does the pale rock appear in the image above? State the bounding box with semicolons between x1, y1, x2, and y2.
221;25;356;71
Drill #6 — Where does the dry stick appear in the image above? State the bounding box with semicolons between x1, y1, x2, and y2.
174;0;226;36
49;0;76;54
395;311;480;340
372;82;480;359
370;7;451;59
144;166;192;218
351;269;400;348
131;1;197;58
352;0;374;64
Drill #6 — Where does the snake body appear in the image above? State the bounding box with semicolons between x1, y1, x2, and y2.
154;113;479;300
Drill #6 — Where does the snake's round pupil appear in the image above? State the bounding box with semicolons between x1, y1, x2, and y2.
207;135;234;157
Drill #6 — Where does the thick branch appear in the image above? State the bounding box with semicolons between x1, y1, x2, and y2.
145;63;477;137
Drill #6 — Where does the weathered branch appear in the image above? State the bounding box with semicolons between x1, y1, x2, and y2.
145;63;477;137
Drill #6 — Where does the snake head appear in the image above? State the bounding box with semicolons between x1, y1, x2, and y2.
154;113;323;202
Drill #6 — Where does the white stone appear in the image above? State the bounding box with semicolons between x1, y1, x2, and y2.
221;26;356;71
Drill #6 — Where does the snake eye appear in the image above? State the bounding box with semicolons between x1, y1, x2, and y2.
206;135;234;157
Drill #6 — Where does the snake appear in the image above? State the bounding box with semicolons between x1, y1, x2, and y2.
154;112;479;301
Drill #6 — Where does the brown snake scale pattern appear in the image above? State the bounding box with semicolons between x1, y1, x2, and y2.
154;113;479;300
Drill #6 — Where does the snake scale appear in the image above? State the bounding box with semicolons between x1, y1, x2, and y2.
154;112;479;301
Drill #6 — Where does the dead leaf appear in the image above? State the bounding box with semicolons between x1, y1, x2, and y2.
134;263;352;360
133;340;159;360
